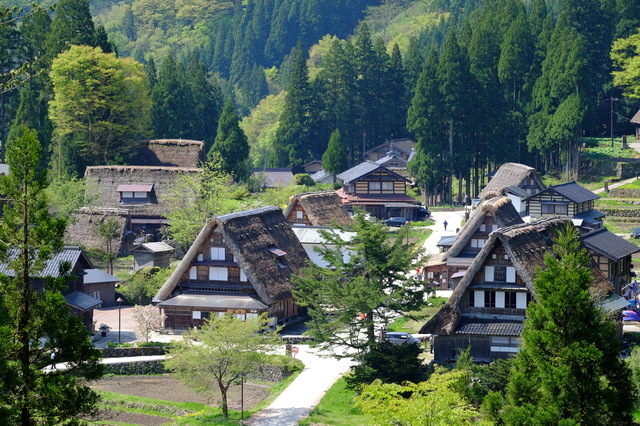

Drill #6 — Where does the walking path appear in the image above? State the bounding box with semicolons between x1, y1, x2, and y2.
247;346;353;425
422;210;466;256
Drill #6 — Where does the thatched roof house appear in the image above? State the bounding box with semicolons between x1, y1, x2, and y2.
64;208;131;255
153;206;310;330
134;139;203;168
424;197;523;290
420;217;620;363
86;165;201;218
478;163;545;210
632;109;640;140
284;191;354;227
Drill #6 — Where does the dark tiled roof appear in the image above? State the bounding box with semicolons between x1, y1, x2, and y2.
455;317;523;336
574;210;605;225
527;181;599;203
158;294;268;310
0;247;90;278
505;185;528;198
438;236;456;247
336;161;381;183
65;291;103;311
582;229;640;261
84;269;120;284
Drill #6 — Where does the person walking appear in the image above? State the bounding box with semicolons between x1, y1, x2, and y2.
50;351;57;370
443;220;448;231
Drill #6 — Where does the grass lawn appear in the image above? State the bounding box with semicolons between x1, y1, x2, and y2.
299;377;369;426
388;296;448;333
617;179;640;190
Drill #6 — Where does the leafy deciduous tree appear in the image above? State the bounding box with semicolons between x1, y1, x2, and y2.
132;304;164;343
165;314;281;419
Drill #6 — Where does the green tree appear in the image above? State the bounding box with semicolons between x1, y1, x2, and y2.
121;266;173;305
96;217;121;275
612;29;640;100
0;126;103;424
354;368;481;425
49;45;152;176
165;314;281;419
293;212;424;357
161;162;238;246
503;224;635;425
151;54;196;140
322;129;347;183
208;99;250;181
44;0;96;62
270;42;312;169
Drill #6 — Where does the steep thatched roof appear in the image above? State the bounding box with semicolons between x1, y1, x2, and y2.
64;208;129;254
478;163;544;200
421;217;613;335
85;166;201;217
631;109;640;125
443;196;523;260
134;139;203;168
154;206;310;305
283;191;354;227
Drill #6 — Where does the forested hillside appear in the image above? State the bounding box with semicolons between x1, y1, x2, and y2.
1;0;640;204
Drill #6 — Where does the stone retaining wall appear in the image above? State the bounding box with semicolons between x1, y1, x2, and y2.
598;208;640;218
608;188;640;199
101;346;169;358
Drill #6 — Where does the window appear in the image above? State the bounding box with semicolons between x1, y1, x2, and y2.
471;239;485;248
211;247;226;260
484;291;496;308
240;268;248;282
491;224;498;232
382;181;393;190
91;291;101;300
494;266;506;282
369;181;381;191
189;266;197;280
516;292;527;309
480;224;486;232
541;202;568;215
505;292;518;309
506;267;516;283
246;312;259;320
209;267;228;281
296;210;304;219
490;336;521;353
197;253;204;261
496;291;505;308
427;271;434;279
473;290;484;307
235;313;245;321
485;266;495;282
192;311;201;319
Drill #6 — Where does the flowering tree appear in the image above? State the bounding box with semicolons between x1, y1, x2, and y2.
132;305;164;342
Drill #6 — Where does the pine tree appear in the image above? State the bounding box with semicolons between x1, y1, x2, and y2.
322;129;347;182
44;0;96;62
208;99;250;181
503;224;634;425
270;42;312;170
0;126;103;424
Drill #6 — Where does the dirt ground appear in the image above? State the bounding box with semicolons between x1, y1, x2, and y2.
87;374;272;425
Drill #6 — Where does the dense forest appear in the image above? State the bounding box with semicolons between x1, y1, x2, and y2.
1;0;640;202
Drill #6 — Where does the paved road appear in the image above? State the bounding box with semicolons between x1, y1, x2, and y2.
247;346;353;426
422;210;466;255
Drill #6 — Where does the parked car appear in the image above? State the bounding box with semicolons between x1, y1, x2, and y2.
623;310;640;321
417;207;431;219
384;217;409;227
384;332;421;346
631;228;640;238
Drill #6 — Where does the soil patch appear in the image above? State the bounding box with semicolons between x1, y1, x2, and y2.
89;374;272;409
85;409;173;426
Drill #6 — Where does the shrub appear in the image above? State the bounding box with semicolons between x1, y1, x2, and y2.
293;173;315;186
120;266;174;305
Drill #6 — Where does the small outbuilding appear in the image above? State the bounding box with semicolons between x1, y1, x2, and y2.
133;242;174;270
84;269;120;307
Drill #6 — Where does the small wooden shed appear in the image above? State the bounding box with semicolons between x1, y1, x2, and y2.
133;242;174;270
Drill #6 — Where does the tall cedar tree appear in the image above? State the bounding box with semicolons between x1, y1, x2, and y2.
0;126;103;424
151;55;196;140
185;52;223;153
43;0;96;62
208;99;250;181
0;17;22;158
407;49;446;204
503;224;634;425
270;42;312;170
322;129;347;182
292;212;424;357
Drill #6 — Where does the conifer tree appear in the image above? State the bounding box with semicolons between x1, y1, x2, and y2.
186;52;222;153
151;55;196;139
44;0;96;62
322;129;347;183
270;42;312;170
0;126;103;424
503;224;634;424
208;99;250;181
